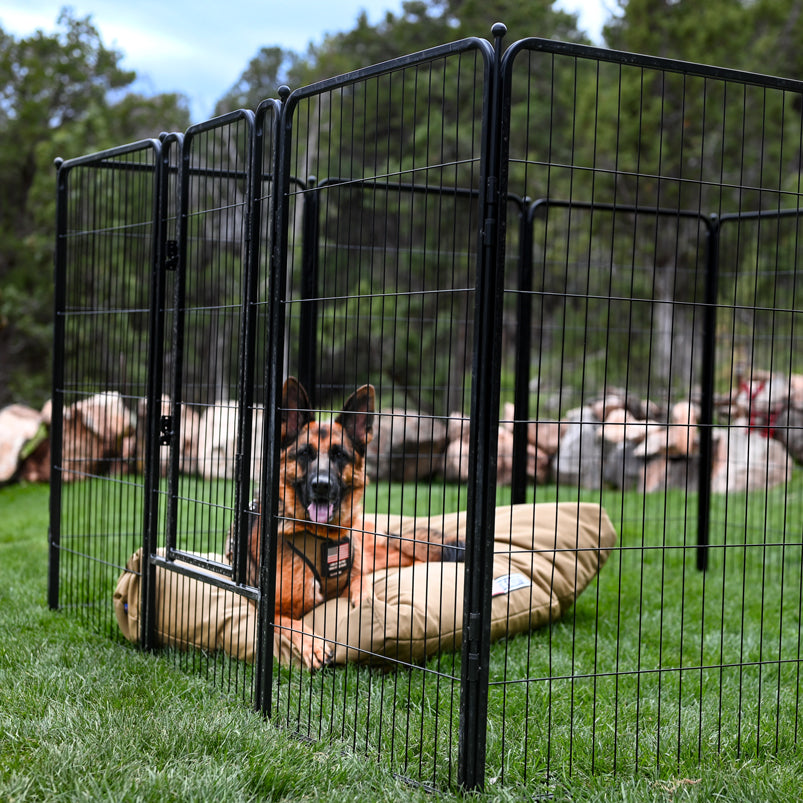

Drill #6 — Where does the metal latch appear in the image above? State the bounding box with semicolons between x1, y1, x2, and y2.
164;239;179;271
159;416;172;446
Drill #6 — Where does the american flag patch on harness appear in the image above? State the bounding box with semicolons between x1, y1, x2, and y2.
321;537;351;578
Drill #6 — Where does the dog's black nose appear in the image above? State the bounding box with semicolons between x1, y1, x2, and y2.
309;474;332;500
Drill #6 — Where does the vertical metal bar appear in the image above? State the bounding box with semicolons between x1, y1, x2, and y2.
458;23;508;792
140;136;170;651
298;177;320;399
49;158;70;611
163;133;194;558
232;112;259;587
510;198;533;505
255;91;290;716
697;215;720;571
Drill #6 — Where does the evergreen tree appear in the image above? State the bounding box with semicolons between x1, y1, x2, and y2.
0;10;190;406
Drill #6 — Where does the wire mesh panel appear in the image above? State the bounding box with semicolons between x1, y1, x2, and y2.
706;209;803;755
51;140;162;638
494;38;803;786
151;110;265;700
262;40;493;788
164;111;256;554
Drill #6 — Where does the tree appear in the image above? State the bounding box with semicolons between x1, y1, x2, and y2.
590;0;803;394
294;0;586;88
0;10;190;406
214;46;300;116
258;1;591;411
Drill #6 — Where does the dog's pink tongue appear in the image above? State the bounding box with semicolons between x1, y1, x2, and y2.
307;501;334;524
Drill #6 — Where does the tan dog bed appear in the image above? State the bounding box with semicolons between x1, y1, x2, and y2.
114;503;617;667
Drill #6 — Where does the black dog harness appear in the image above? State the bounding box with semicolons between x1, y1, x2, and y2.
283;529;353;599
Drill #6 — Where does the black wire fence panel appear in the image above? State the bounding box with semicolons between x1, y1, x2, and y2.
50;29;803;792
51;141;160;640
494;40;803;783
164;114;256;559
262;41;493;790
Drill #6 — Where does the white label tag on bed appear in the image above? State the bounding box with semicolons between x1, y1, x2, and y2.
491;573;531;597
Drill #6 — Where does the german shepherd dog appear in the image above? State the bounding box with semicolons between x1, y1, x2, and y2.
227;377;464;669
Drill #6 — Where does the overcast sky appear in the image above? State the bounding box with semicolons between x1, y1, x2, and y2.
1;0;608;122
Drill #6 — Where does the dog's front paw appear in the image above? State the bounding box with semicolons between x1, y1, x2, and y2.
300;631;334;670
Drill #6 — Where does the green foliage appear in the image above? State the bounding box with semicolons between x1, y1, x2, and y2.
0;10;189;407
0;11;131;406
214;46;301;116
7;0;803;418
296;0;586;87
604;0;752;64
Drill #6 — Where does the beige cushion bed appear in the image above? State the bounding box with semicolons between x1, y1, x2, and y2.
114;503;617;667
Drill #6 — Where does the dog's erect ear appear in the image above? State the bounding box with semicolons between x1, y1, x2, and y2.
336;384;375;455
281;377;313;446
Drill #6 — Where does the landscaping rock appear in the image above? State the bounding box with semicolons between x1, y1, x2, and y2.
597;408;645;445
604;440;700;493
500;401;562;459
61;391;135;481
771;406;803;464
443;431;470;483
197;401;262;481
602;440;645;490
710;428;794;494
0;404;46;483
197;401;238;480
366;407;448;482
789;373;803;408
554;408;604;489
527;420;562;456
667;401;699;457
496;426;550;485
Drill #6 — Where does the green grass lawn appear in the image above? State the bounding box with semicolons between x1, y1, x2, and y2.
3;478;803;801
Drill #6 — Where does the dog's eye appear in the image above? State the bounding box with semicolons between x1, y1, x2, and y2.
329;444;351;464
295;445;316;464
